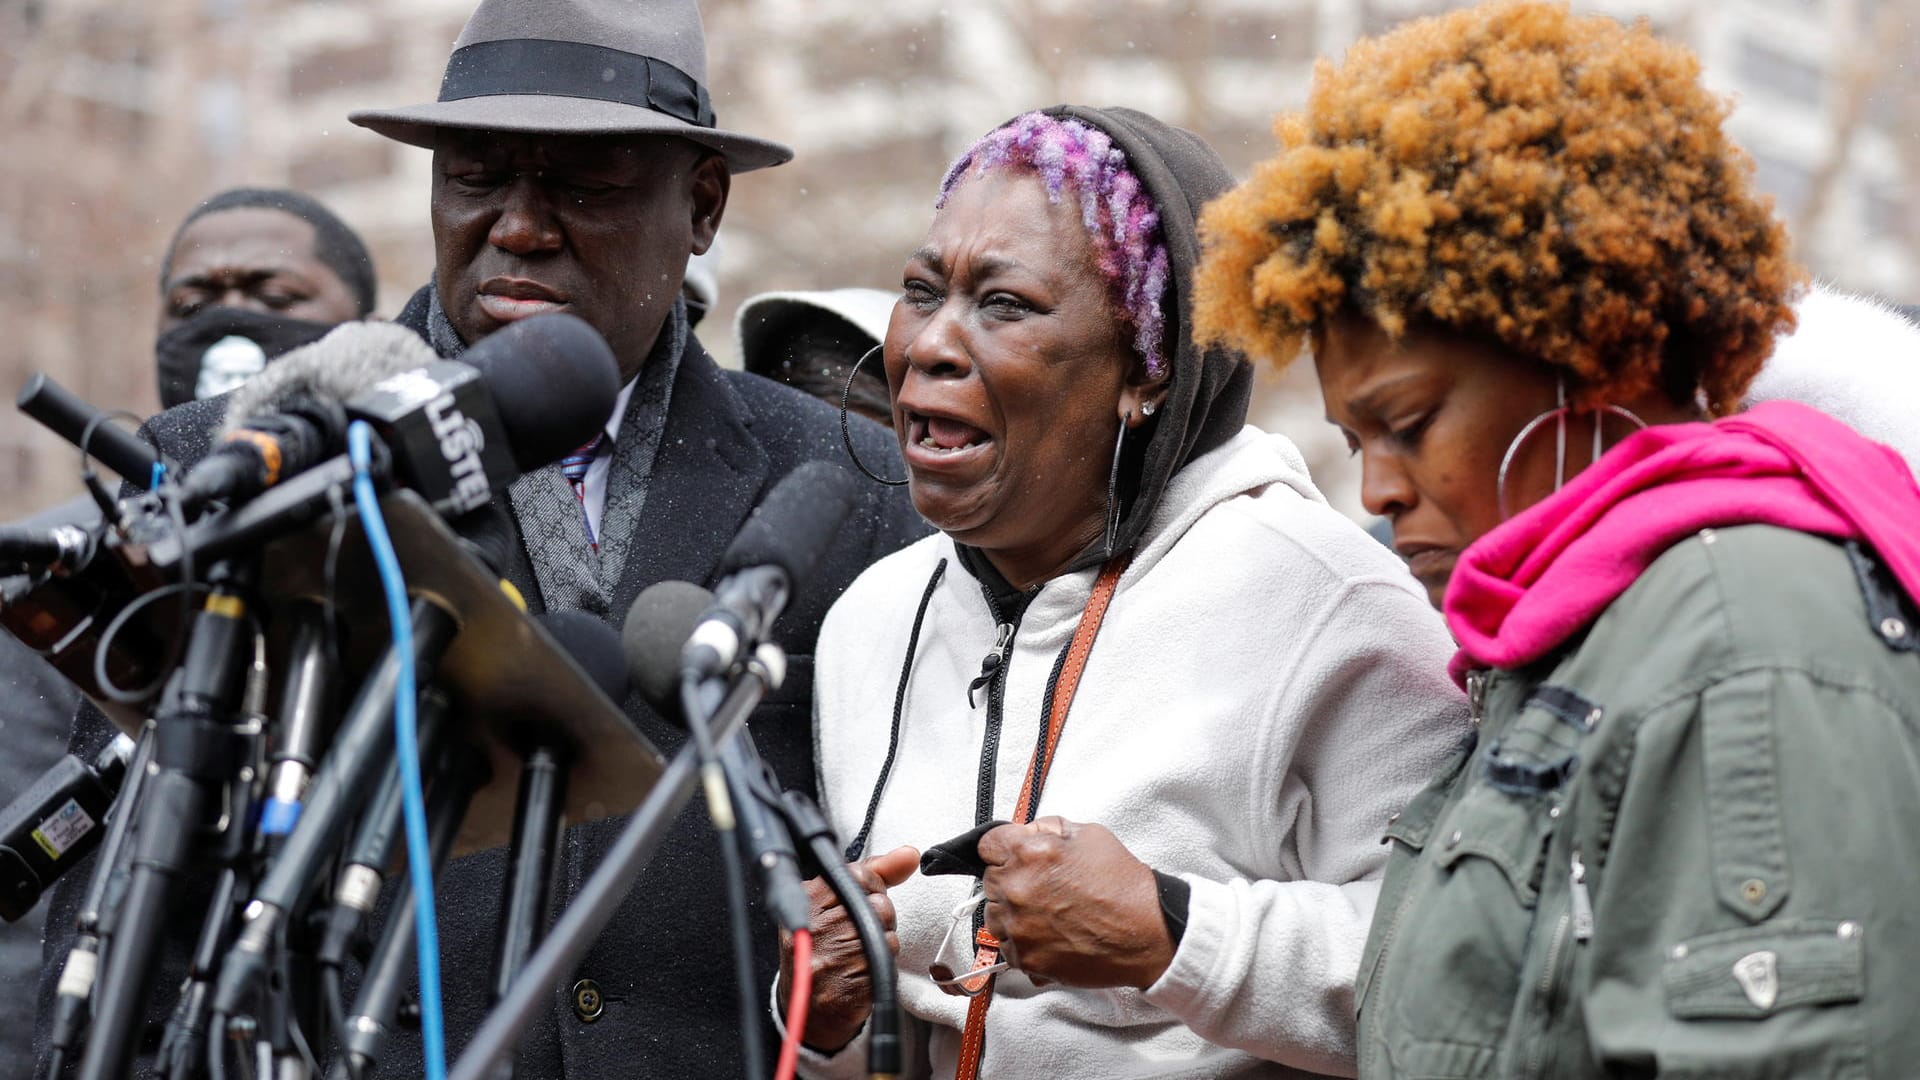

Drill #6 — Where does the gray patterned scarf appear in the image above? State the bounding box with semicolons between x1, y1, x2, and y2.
426;285;686;617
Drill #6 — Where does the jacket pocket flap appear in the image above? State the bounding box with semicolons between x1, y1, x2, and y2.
1664;920;1864;1020
1433;783;1551;904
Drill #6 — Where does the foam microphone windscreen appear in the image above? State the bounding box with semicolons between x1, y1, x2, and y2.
620;581;714;720
534;610;630;705
222;322;438;434
718;461;862;597
458;313;621;472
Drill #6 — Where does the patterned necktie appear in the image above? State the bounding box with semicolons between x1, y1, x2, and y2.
560;433;606;551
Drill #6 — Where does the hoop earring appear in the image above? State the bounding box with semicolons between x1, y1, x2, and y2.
841;344;907;487
1103;412;1130;557
1495;377;1648;520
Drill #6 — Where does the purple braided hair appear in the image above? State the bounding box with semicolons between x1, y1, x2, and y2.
937;111;1173;380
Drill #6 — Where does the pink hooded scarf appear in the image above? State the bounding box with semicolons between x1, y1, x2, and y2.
1444;401;1920;684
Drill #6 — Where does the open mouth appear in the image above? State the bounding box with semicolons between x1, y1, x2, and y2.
906;411;991;455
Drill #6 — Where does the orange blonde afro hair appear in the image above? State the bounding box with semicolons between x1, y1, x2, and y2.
1193;0;1804;414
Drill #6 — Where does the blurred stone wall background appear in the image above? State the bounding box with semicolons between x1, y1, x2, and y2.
2;0;1915;521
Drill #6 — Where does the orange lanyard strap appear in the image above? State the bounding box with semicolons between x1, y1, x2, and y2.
955;554;1128;1080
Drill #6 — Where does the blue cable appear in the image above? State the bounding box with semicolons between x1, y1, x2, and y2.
348;421;447;1080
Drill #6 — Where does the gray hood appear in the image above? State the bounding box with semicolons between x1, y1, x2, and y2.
1046;105;1254;568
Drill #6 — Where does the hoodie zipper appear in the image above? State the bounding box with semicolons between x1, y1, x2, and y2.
970;586;1024;829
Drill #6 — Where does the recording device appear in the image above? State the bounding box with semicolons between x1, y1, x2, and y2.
681;461;863;678
663;464;863;931
12;314;641;1080
0;733;134;922
15;373;164;486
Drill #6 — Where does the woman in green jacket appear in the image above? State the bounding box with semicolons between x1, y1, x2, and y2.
1194;2;1920;1076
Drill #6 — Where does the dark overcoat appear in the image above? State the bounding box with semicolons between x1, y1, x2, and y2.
35;290;927;1078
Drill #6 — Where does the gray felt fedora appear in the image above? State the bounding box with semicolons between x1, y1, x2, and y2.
348;0;793;172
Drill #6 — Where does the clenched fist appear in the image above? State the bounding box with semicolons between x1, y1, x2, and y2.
977;817;1175;990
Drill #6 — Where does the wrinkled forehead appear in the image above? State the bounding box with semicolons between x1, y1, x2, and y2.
921;170;1093;266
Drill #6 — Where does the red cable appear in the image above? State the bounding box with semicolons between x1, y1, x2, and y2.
776;929;814;1080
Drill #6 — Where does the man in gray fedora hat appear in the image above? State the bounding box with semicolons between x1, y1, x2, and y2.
34;1;923;1076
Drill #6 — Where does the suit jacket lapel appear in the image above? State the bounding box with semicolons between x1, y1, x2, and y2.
607;343;768;631
509;465;611;620
594;339;679;589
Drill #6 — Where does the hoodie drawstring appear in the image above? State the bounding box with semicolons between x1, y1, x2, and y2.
844;557;947;862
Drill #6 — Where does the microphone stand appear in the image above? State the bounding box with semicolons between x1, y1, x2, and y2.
447;646;782;1080
715;723;904;1078
78;559;261;1080
779;790;903;1079
488;735;571;1046
159;650;268;1080
212;597;459;1021
330;693;489;1080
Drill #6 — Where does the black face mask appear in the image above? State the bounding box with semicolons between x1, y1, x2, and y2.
154;307;342;409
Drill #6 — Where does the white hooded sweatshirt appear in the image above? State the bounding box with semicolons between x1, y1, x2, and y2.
794;426;1468;1079
1747;283;1920;475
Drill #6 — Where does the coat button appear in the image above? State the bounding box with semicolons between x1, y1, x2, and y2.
572;979;605;1023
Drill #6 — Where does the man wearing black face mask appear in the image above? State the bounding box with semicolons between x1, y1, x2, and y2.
153;187;378;408
0;190;372;1075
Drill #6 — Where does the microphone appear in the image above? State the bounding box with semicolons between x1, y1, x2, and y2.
682;461;862;679
0;733;135;922
625;581;715;712
459;312;622;474
178;312;620;518
346;312;617;513
315;703;453;974
16;373;165;487
255;606;333;838
0;521;97;577
179;322;435;513
536;609;630;704
625;581;810;933
140;313;618;569
334;706;486;1080
482;611;630;1000
212;600;461;1018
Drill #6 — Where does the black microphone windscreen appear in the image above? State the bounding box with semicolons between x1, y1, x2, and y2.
534;610;630;705
447;503;520;579
222;322;437;433
621;581;714;719
718;462;862;596
458;314;620;472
